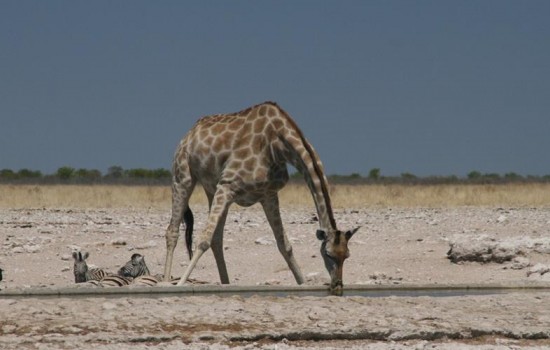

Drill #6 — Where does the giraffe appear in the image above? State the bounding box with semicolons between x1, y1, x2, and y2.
163;101;359;295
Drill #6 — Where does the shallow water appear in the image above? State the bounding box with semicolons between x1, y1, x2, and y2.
2;284;545;299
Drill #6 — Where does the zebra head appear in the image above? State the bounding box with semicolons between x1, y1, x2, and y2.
118;253;150;278
72;251;90;283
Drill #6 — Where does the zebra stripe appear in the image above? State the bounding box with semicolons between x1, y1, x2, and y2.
131;275;160;286
99;275;132;287
87;268;108;282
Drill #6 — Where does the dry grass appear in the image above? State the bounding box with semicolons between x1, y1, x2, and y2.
1;183;550;209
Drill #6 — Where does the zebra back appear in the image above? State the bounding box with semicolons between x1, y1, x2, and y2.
132;275;160;286
86;268;108;282
154;274;207;285
99;275;132;287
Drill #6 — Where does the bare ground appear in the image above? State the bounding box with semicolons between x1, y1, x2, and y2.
1;205;550;349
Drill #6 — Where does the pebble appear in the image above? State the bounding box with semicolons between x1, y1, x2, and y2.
102;302;117;310
60;254;72;261
254;237;274;245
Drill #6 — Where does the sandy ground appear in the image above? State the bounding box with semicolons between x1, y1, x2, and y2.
1;205;550;349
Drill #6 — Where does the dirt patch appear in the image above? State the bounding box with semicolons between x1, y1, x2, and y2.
1;206;550;349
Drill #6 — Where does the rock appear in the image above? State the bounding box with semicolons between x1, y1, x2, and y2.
527;263;550;276
102;302;117;310
496;215;507;223
254;237;274;245
12;247;25;254
447;235;522;264
111;239;127;246
369;271;387;280
2;325;16;333
509;257;530;270
60;254;72;261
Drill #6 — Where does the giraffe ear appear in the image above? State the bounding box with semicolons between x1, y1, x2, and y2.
345;227;360;240
316;229;327;241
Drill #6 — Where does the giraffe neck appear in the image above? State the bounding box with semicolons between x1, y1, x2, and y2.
273;104;337;232
300;141;337;232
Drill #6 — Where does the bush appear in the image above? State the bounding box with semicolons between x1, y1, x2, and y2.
368;168;381;180
56;167;75;180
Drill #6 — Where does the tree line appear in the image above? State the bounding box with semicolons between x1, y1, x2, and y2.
0;166;171;184
1;166;549;185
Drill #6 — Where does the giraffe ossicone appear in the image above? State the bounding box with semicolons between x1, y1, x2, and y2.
163;101;359;295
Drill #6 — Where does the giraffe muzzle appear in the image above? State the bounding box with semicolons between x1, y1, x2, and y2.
330;279;344;296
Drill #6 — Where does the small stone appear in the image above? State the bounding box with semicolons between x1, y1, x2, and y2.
111;239;127;246
528;263;550;276
2;325;16;333
12;247;24;254
254;237;274;245
102;302;117;310
510;257;530;270
497;215;507;223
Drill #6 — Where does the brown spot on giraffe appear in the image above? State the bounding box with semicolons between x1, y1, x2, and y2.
258;105;268;116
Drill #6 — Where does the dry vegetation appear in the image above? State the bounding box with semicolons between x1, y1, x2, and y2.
1;183;550;209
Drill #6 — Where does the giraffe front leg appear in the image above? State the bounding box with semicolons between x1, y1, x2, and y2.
163;224;179;282
261;195;305;285
211;210;230;284
177;185;233;286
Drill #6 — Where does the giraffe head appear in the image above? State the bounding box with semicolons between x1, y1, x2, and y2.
316;227;359;296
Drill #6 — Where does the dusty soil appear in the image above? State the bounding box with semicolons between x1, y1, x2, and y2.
1;205;550;349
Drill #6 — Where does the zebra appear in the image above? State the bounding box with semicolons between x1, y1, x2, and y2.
117;253;150;278
72;251;109;283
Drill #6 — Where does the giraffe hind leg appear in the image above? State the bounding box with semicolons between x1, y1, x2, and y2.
261;195;305;285
177;184;234;285
164;162;195;282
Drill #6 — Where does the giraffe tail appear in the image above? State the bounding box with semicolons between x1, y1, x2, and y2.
184;207;194;259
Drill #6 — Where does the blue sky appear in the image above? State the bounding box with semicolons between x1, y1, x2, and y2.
1;1;549;177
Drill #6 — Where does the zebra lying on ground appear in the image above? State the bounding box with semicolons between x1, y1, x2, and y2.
72;251;206;287
72;251;108;283
117;254;183;286
118;253;150;278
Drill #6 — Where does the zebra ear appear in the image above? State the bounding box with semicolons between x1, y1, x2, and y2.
82;251;89;260
72;252;79;260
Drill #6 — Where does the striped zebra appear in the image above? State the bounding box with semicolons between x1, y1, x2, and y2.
117;253;150;278
72;251;109;283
